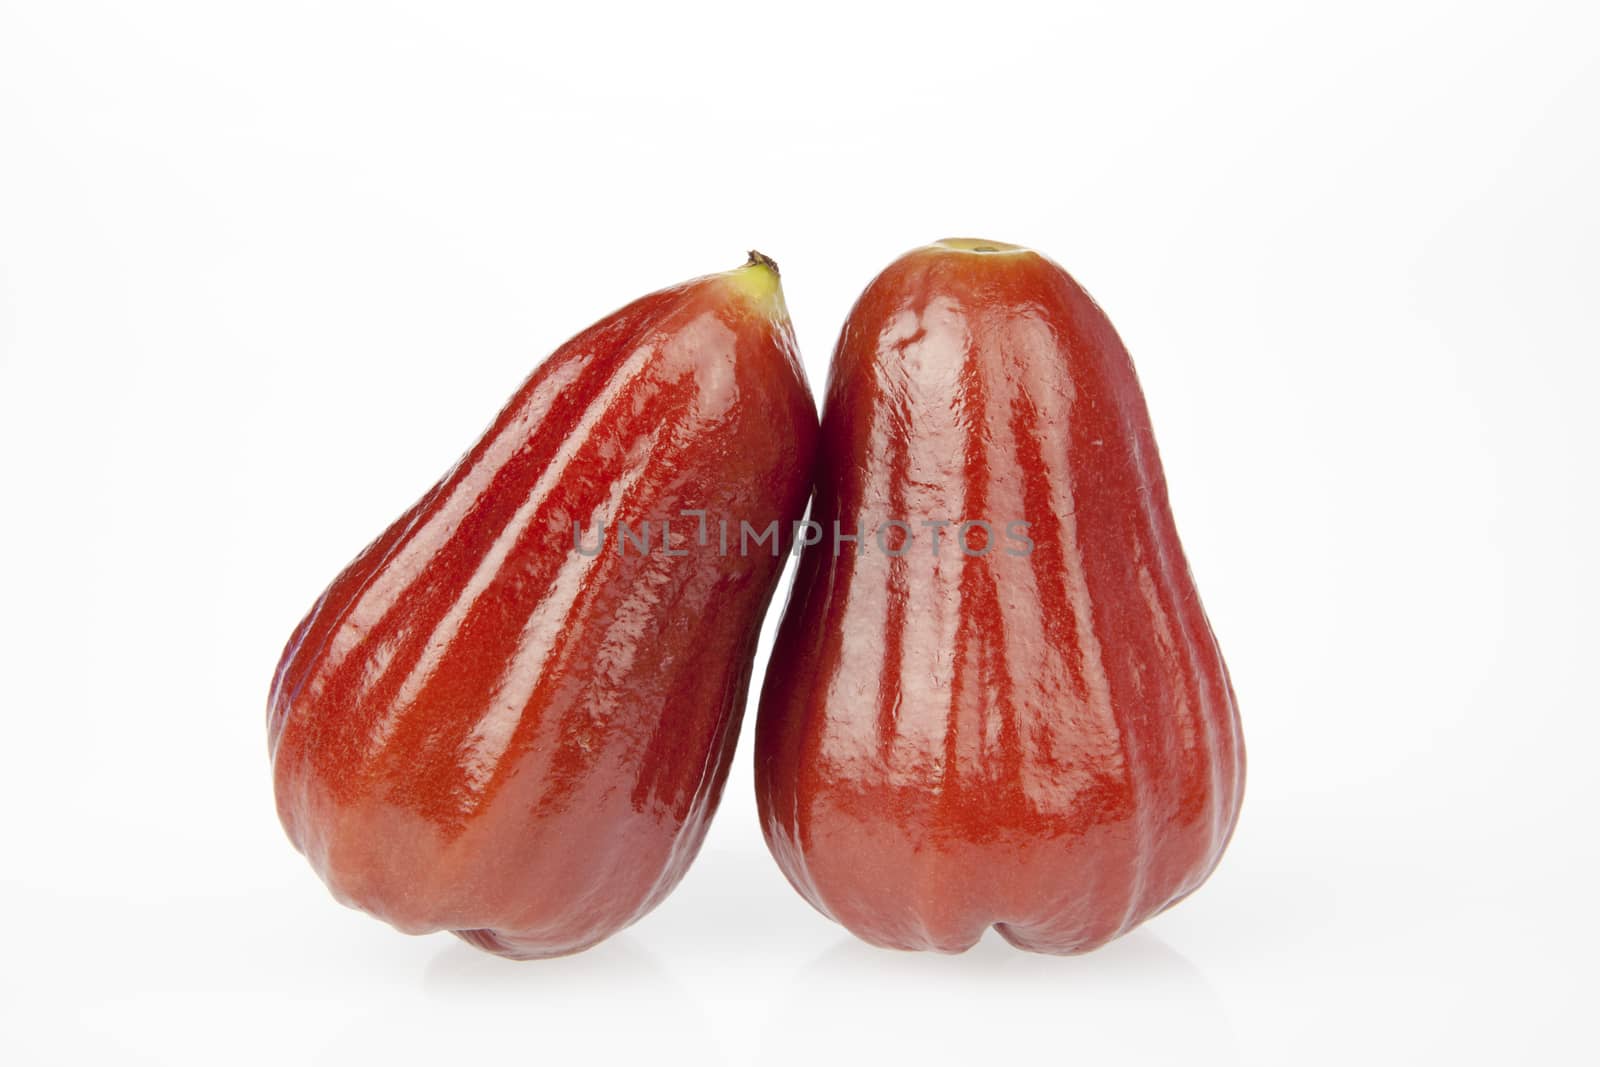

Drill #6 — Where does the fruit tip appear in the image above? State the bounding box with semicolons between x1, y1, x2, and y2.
724;249;787;319
933;237;1029;255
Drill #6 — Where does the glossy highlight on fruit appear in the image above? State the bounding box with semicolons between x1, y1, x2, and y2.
269;253;817;959
755;239;1244;954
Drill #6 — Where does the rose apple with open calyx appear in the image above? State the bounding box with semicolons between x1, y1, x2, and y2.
270;253;816;959
756;239;1244;954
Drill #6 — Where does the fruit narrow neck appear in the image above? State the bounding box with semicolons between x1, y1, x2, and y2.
723;250;787;318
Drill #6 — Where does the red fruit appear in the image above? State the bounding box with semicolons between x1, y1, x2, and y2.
755;239;1244;954
269;254;816;959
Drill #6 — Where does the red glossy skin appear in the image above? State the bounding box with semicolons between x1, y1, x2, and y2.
755;241;1244;954
270;258;816;959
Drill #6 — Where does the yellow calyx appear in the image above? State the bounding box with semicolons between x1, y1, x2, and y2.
724;250;787;317
934;237;1028;254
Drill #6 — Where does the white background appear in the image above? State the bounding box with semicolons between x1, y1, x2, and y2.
2;2;1596;1064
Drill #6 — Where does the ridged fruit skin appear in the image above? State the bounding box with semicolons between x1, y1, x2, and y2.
269;259;816;959
755;240;1244;954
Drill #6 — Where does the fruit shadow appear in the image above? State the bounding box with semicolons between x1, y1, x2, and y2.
423;931;669;992
751;927;1241;1064
806;921;1221;984
421;930;719;1054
